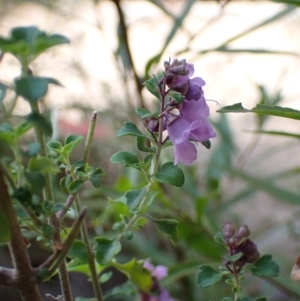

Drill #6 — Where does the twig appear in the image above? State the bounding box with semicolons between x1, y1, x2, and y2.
111;0;145;108
0;168;42;301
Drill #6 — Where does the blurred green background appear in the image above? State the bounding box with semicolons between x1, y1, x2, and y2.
1;0;300;300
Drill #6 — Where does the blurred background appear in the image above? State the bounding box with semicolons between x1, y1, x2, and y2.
1;0;300;300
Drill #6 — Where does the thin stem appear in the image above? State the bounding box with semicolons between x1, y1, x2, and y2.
119;77;167;236
46;208;87;278
74;196;103;301
112;0;145;108
82;111;97;162
29;101;73;301
71;111;103;301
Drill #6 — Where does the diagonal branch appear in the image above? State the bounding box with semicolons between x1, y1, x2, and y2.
0;166;42;301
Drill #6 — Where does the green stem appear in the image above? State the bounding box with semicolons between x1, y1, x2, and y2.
72;111;103;301
75;196;103;301
233;273;241;301
120;80;167;236
82;111;97;162
29;101;73;301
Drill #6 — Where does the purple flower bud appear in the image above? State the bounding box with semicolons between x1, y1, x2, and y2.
237;225;251;238
222;221;235;239
169;59;189;76
234;239;260;264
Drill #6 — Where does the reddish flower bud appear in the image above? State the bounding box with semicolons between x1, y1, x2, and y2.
234;239;260;264
222;221;235;239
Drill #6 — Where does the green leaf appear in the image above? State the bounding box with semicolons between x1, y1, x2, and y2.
248;130;300;140
125;187;147;211
228;168;300;205
116;122;145;138
47;141;63;153
222;298;234;301
154;162;185;187
143;73;163;99
26;112;52;136
99;271;113;283
272;0;300;7
135;107;156;119
24;171;45;193
89;167;105;187
223;252;243;263
68;240;89;264
197;265;224;288
0;26;69;59
0;210;11;243
65;134;83;145
136;136;156;153
213;231;226;247
239;298;255;301
94;237;121;265
151;218;179;245
168;90;184;103
60;175;71;194
41;223;55;239
28;157;60;174
112;258;152;292
15;122;33;137
68;180;84;194
33;33;70;56
218;103;300;120
250;254;279;277
62;135;84;158
15;77;61;102
110;151;139;166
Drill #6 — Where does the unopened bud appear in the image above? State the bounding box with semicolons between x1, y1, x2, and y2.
236;239;260;264
235;225;250;242
169;59;189;76
222;221;235;239
144;117;159;133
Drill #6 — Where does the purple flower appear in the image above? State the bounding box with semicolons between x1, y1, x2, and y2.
143;259;168;280
141;260;176;301
167;61;205;102
167;95;217;165
164;60;216;165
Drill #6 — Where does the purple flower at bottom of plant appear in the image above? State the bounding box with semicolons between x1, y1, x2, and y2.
141;260;176;301
143;259;168;280
167;95;217;165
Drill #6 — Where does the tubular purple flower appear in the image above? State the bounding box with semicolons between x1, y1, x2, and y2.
167;95;217;165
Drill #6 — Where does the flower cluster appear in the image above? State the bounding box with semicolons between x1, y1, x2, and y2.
222;222;260;272
146;59;216;165
139;260;175;301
